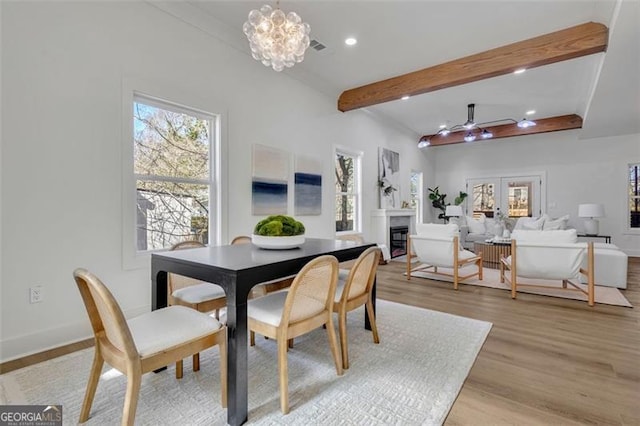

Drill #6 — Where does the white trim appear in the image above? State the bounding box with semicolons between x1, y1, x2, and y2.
121;76;224;270
0;304;149;363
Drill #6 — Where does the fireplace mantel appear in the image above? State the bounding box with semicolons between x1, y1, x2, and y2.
371;209;416;218
370;209;416;256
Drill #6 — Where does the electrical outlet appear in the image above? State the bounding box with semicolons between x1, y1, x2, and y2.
30;286;44;303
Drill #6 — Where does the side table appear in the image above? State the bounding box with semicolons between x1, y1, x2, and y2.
474;241;512;269
577;234;611;244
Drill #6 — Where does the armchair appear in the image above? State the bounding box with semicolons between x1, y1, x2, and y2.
406;223;483;290
500;229;595;306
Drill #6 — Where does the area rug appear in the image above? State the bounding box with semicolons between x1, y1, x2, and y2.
0;301;492;425
406;265;632;307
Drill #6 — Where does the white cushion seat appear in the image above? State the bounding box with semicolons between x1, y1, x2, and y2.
172;282;226;304
248;291;325;327
459;249;478;261
338;269;350;281
127;305;222;357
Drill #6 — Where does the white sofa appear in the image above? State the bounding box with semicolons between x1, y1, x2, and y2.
460;214;572;250
582;243;628;289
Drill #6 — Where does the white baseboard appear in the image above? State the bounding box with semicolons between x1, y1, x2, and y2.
0;305;150;363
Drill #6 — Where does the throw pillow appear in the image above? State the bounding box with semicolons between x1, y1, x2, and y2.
522;216;545;230
543;214;570;230
514;216;540;230
466;214;486;234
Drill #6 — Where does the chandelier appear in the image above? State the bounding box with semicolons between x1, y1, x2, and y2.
418;103;536;148
243;2;311;72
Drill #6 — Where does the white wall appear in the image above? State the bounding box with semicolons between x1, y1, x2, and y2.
0;2;428;361
429;130;640;255
0;1;4;346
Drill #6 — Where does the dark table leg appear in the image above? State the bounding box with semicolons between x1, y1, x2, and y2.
226;281;249;426
151;268;168;373
364;275;376;331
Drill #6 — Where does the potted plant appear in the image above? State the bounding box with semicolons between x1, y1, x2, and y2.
428;187;467;223
252;215;306;249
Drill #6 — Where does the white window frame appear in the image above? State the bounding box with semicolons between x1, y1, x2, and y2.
334;145;362;235
122;78;224;270
410;170;424;224
627;162;640;234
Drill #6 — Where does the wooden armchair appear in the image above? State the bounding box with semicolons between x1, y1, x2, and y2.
406;223;483;290
500;230;595;306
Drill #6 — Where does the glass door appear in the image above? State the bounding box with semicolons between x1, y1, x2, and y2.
466;175;543;219
501;176;542;218
467;178;499;218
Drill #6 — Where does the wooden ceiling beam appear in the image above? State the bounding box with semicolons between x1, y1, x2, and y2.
338;22;608;112
421;114;583;146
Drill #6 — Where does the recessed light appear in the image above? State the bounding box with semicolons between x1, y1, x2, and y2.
526;109;536;115
439;124;447;129
401;95;410;101
345;37;357;46
514;68;526;74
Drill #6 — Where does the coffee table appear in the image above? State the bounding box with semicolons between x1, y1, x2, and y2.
474;241;511;269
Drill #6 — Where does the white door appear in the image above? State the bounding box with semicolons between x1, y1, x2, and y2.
466;175;544;219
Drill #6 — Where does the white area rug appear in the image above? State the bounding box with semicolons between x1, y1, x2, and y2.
407;266;632;307
0;301;491;425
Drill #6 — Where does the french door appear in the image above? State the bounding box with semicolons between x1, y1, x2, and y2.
466;175;544;219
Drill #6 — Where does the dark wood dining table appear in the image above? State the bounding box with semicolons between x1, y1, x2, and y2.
150;237;377;425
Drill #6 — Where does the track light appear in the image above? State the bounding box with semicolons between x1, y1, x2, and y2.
463;132;476;142
517;118;536;128
481;129;493;139
421;103;536;146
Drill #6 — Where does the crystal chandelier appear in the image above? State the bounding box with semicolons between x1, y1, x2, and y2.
243;2;311;72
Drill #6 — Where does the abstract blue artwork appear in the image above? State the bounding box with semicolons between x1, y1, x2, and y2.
252;144;289;215
294;156;322;215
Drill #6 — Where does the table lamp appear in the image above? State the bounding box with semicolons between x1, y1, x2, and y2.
445;205;463;225
578;203;605;236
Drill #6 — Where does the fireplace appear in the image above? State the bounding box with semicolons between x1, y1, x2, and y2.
389;226;409;258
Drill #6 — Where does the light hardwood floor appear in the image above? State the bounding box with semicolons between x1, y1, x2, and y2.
376;257;640;425
2;259;638;424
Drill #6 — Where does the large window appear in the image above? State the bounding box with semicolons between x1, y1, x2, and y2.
133;95;216;251
335;148;362;233
629;163;640;230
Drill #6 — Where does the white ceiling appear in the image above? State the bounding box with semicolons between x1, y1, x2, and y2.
172;0;639;141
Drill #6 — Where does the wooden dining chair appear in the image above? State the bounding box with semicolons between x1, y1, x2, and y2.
247;255;343;414
169;236;250;376
74;268;227;426
333;246;381;369
169;240;227;320
168;240;226;377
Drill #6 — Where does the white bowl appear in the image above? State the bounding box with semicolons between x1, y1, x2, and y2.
251;234;305;250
